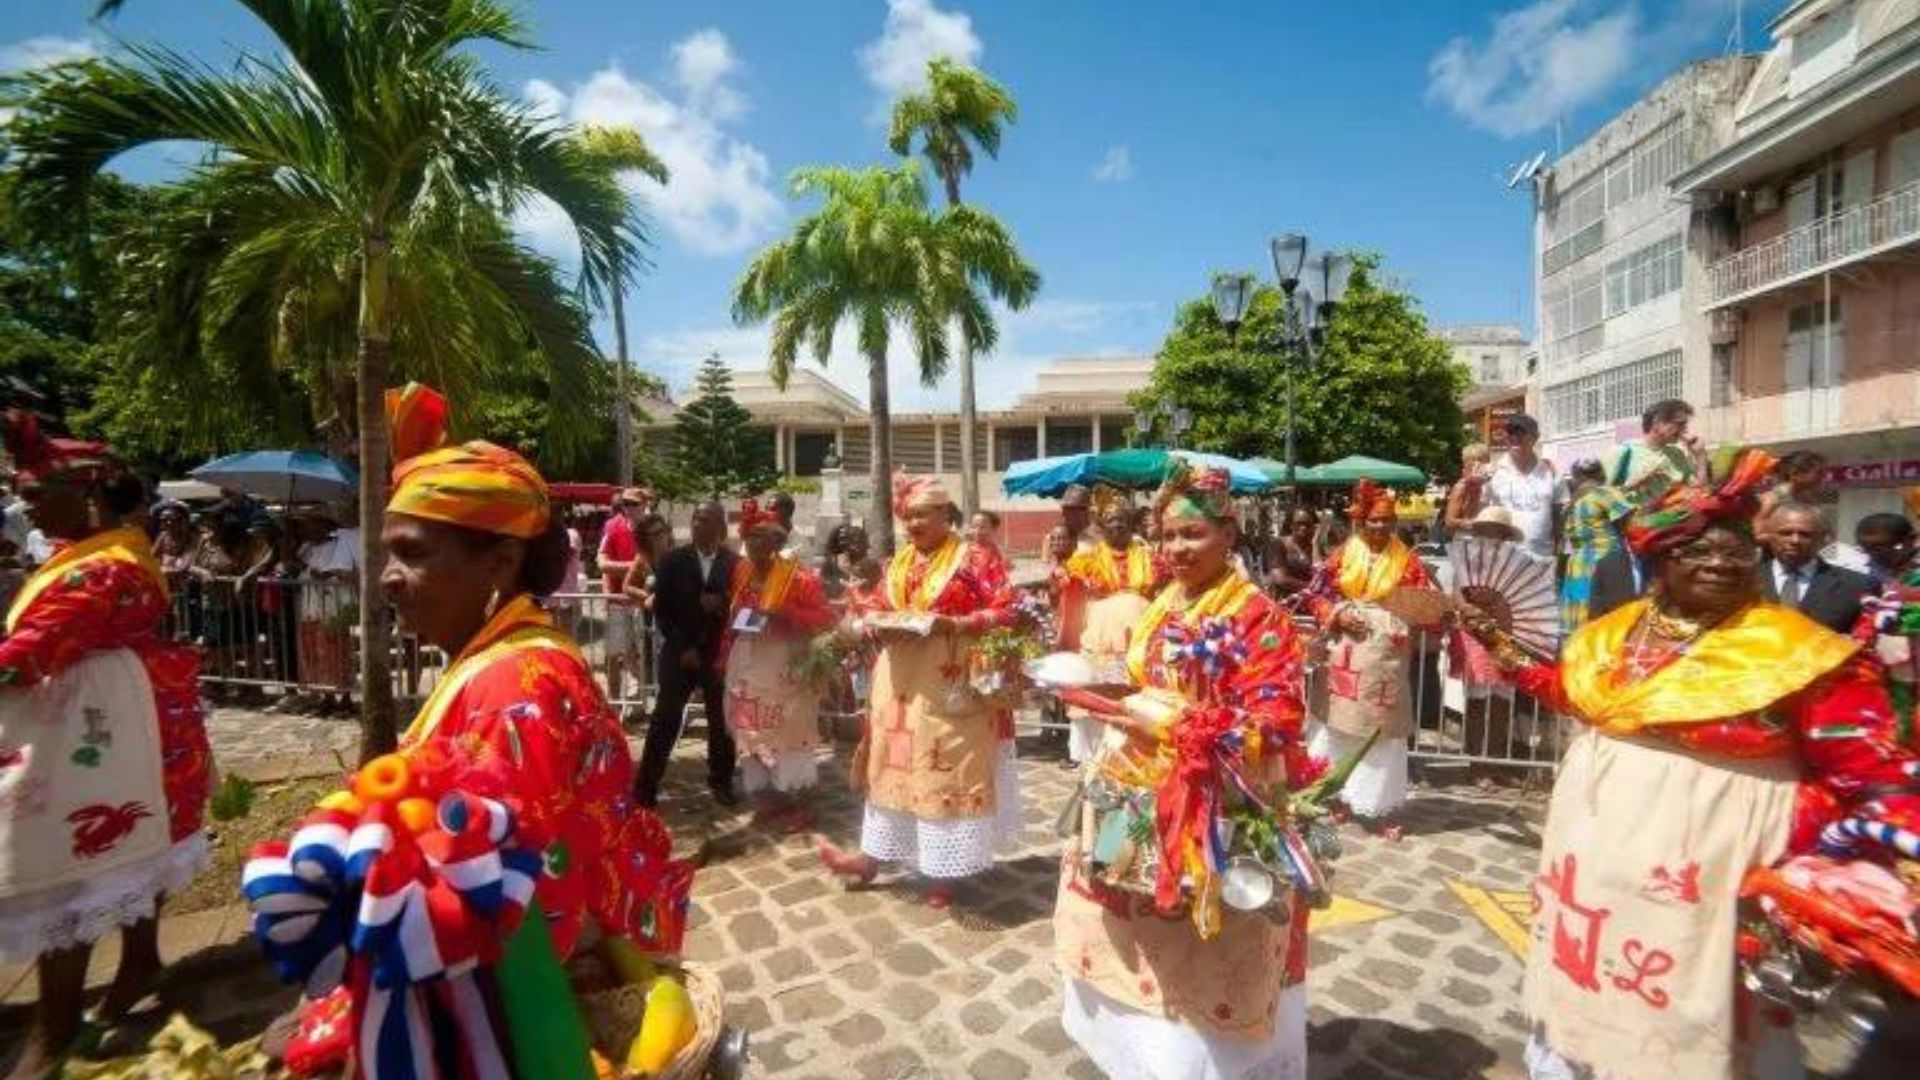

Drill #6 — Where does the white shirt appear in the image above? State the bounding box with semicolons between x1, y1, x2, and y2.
695;546;719;584
1772;559;1814;604
24;529;52;565
1486;455;1558;559
300;527;362;578
2;498;31;556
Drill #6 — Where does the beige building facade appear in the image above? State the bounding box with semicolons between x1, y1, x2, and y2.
1676;0;1920;530
641;356;1155;508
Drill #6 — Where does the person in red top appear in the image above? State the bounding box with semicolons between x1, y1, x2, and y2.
1464;449;1920;1080
1305;480;1437;829
723;499;836;831
597;487;652;705
816;472;1023;909
0;415;210;1080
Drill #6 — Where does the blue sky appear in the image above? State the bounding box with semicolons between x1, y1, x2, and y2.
1;0;1772;408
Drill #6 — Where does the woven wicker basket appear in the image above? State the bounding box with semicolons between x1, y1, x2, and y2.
578;963;724;1080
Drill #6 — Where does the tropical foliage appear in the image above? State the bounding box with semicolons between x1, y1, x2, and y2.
887;58;1022;513
733;162;1038;550
671;355;778;501
3;0;651;756
1134;257;1470;478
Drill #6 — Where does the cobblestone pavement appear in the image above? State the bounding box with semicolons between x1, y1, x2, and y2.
651;733;1548;1080
206;704;362;780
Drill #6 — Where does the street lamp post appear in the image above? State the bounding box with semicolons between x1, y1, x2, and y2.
1134;401;1193;450
1210;235;1352;502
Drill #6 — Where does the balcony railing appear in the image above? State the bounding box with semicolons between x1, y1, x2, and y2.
1708;181;1920;306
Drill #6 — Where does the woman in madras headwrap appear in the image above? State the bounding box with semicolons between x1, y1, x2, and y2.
723;498;836;832
814;471;1022;909
246;385;691;1078
1305;479;1435;828
1061;485;1167;765
1463;449;1920;1080
0;415;209;1080
1051;461;1313;1080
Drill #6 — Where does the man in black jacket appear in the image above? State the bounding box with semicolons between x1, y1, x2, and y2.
633;501;740;808
1760;502;1874;634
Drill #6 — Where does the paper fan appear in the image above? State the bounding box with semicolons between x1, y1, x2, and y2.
1447;537;1559;658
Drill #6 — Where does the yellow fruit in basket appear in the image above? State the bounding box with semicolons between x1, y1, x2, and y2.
627;976;696;1073
602;935;658;986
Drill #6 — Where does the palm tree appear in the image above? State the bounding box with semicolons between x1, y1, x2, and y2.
733;162;1038;552
5;0;646;757
888;58;1019;515
574;127;669;484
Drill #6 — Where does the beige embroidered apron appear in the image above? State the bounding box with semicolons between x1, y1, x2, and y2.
1314;604;1414;740
1526;727;1799;1080
724;629;819;773
865;633;999;821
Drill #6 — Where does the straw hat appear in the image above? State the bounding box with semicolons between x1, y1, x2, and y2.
1467;505;1522;542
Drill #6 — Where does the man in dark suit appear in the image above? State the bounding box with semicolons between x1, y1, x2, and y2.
1760;502;1874;634
633;501;740;808
1587;545;1646;623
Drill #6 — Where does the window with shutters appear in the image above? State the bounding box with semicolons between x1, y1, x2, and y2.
1785;299;1844;390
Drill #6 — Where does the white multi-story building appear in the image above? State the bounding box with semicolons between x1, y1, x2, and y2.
1436;323;1530;389
1529;57;1758;468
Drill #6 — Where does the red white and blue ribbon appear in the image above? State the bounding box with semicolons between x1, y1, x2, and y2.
243;793;542;1080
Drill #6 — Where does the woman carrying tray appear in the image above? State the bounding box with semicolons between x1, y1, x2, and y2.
1306;479;1436;831
723;498;837;832
1060;486;1167;765
814;471;1023;909
1051;461;1314;1080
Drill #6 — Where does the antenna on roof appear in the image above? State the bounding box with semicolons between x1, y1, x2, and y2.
1505;151;1548;190
1724;0;1745;55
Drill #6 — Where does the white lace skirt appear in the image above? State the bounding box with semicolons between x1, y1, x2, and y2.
1306;722;1408;819
1062;978;1308;1080
740;750;819;795
0;833;208;964
860;741;1022;878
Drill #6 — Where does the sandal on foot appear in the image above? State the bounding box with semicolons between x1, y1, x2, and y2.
812;834;877;886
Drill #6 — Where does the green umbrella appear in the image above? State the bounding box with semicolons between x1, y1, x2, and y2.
1296;455;1426;487
1250;458;1319;485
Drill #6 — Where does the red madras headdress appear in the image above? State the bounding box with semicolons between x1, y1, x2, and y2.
2;410;116;487
890;468;952;519
384;383;550;540
1624;447;1776;559
737;496;784;538
1153;459;1235;523
1347;479;1397;522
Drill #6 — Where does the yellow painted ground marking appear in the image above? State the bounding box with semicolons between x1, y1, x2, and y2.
1447;878;1532;958
1309;893;1398;932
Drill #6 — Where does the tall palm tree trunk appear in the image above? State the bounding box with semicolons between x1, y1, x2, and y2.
611;264;634;484
356;235;398;761
868;351;894;553
943;168;980;516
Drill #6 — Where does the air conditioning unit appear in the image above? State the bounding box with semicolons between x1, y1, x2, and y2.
1751;186;1781;215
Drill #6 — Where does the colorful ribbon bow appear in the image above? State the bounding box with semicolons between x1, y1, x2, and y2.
243;792;543;1080
1160;617;1248;703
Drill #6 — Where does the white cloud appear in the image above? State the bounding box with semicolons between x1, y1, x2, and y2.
860;0;983;102
523;30;780;258
0;35;98;73
1091;145;1133;183
1427;0;1638;138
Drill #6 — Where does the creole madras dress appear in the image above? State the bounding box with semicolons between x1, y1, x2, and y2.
398;595;689;956
1306;536;1435;818
1062;539;1166;764
858;536;1022;878
1514;599;1920;1080
0;526;210;962
1054;567;1312;1080
722;552;837;794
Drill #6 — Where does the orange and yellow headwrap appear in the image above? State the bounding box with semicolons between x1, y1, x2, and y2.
385;383;550;540
891;468;952;519
1347;479;1398;522
1152;460;1234;523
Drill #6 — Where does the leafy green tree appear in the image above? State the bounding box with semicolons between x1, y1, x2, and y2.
5;0;648;757
733;162;1038;550
1134;258;1468;479
888;58;1021;514
671;355;777;500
